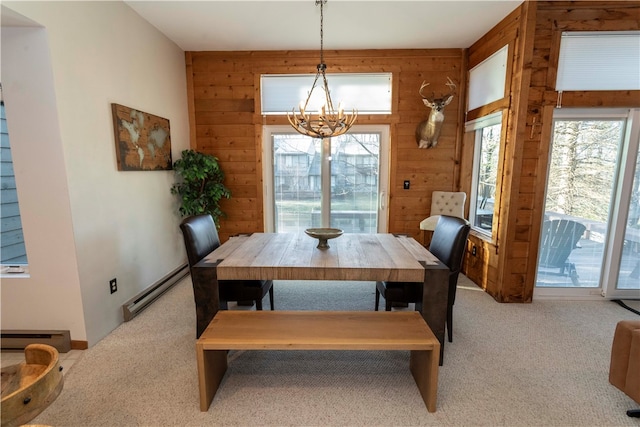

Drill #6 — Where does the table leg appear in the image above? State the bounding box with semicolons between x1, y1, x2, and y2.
191;260;222;338
418;261;449;365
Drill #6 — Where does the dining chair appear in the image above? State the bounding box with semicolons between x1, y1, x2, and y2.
180;214;274;338
376;215;470;343
419;191;466;232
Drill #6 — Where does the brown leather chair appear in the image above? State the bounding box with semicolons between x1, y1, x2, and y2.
180;214;274;338
375;215;470;343
610;320;640;417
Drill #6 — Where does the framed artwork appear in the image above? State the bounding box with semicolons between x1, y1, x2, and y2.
111;103;172;171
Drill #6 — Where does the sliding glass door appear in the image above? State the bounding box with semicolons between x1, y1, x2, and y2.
535;108;640;299
263;125;389;234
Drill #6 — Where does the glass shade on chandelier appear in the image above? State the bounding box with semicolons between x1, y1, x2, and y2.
287;0;357;139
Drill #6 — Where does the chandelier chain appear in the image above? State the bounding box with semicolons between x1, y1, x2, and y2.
318;0;324;65
287;0;357;138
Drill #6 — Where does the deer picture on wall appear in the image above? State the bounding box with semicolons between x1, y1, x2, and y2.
415;77;456;149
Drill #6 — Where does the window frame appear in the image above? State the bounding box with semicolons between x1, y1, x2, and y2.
261;124;390;234
0;91;30;276
466;111;504;240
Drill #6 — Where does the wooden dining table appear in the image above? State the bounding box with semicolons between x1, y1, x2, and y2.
192;232;450;362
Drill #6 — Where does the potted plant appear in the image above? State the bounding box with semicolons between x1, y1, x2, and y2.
170;149;231;226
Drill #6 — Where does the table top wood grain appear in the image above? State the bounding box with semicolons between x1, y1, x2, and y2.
199;232;444;283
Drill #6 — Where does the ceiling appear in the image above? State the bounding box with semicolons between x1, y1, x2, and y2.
124;1;524;51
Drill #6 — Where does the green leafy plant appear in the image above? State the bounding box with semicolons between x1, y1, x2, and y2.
170;149;231;225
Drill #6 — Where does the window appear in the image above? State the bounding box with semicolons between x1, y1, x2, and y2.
261;73;392;114
556;32;640;91
0;93;29;269
534;108;640;300
262;125;390;234
466;112;503;235
468;45;508;112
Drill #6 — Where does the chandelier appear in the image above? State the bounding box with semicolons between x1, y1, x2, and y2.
287;0;357;138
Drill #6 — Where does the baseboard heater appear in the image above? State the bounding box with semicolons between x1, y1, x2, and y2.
122;264;189;322
1;330;71;353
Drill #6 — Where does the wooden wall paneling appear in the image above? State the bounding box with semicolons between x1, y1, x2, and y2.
186;49;466;242
525;105;556;291
462;3;524;301
467;5;522;68
254;122;265;235
461;1;640;302
553;91;640;108
496;1;537;303
387;56;465;239
452;49;469;192
518;1;640;301
185;52;197;148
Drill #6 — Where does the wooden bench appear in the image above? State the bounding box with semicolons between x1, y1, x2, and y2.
196;310;440;412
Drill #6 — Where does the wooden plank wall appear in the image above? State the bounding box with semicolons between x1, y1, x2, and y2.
185;49;466;243
462;1;640;303
460;5;527;301
185;1;638;303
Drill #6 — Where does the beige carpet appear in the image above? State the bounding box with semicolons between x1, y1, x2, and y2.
33;275;639;426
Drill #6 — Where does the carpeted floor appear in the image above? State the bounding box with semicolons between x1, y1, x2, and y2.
33;275;639;426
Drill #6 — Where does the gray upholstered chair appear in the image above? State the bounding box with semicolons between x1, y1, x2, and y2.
180;214;274;338
376;215;470;343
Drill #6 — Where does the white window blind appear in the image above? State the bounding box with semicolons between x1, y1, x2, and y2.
467;45;508;112
556;31;640;91
261;73;392;115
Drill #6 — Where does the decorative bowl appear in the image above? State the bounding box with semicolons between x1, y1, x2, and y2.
304;228;343;249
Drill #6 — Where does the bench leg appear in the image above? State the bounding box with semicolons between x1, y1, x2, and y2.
410;347;440;413
196;345;228;411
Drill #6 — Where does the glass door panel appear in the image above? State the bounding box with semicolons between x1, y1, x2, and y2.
328;133;380;233
615;143;640;290
265;126;388;234
272;134;321;233
536;115;623;290
535;109;640;300
608;110;640;296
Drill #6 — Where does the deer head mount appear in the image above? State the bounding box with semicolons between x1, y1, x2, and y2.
415;77;456;149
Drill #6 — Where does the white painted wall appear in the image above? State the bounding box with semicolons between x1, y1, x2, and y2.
1;1;189;346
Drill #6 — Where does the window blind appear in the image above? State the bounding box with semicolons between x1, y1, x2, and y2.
261;73;392;115
467;45;508;112
556;32;640;91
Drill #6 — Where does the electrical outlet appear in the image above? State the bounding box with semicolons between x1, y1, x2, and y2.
109;278;118;294
403;180;410;190
472;245;477;256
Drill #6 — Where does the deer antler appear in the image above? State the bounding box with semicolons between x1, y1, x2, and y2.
418;81;431;98
444;76;456;95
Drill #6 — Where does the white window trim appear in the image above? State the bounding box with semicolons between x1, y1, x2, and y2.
467;112;503;238
261;125;390;233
